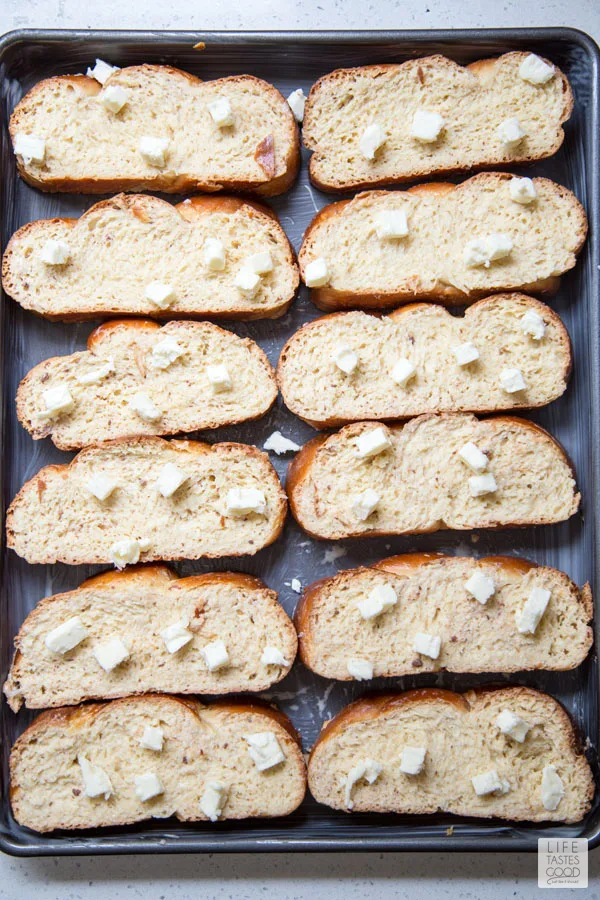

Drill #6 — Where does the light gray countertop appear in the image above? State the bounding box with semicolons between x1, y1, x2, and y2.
1;1;599;897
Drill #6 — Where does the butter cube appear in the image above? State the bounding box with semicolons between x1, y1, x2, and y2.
500;367;527;393
201;639;230;672
206;363;232;393
453;342;479;366
519;54;555;85
469;473;498;497
459;442;489;473
391;357;416;387
541;765;564;810
516;586;551;634
413;632;441;659
465;571;495;605
245;732;286;771
140;725;164;752
200;782;228;821
234;266;261;298
78;755;113;799
304;257;329;288
399;746;426;775
497;117;526;147
129;391;161;421
93;637;130;672
357;583;397;620
287;88;306;122
134;772;164;802
14;133;46;164
156;463;188;498
86;474;118;501
40;239;71;265
520;309;545;340
208;97;234;127
355;426;392;458
510;176;537;204
225;487;266;516
375;209;409;240
246;250;273;275
203;237;226;271
333;345;359;375
411;109;445;143
86;58;119;84
496;709;531;743
359;123;386;160
261;646;290;667
139;136;169;168
144;281;175;309
352;488;381;521
102;85;128;113
347;658;374;680
42;385;75;418
161;619;193;654
45;617;88;654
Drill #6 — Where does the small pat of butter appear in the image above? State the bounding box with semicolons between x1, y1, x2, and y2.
413;632;441;660
510;176;537;204
520;309;545;340
45;617;88;654
287;88;306;122
234;266;261;298
201;639;230;672
78;754;113;799
86;58;119;84
134;772;164;802
245;732;286;771
139;136;169;168
263;431;301;455
352;488;381;521
109;538;146;569
359;123;386;160
225;487;267;517
496;709;531;743
261;646;290;667
161;619;193;654
40;239;71;265
391;357;416;387
140;725;164;752
355;426;392;459
77;357;115;385
465;571;495;605
208;97;234;127
333;345;358;375
497;117;527;147
516;586;551;634
472;769;509;796
357;583;397;620
411;109;445;143
304;257;329;288
41;385;75;418
347;658;374;680
344;759;382;809
93;637;130;672
469;473;498;497
375;209;409;240
453;342;479;366
486;233;514;262
14;133;46;164
464;234;513;268
129;391;161;421
459;442;489;473
206;363;232;393
147;336;184;370
200;782;229;821
102;84;128;114
399;746;426;775
156;463;188;498
500;367;527;393
86;474;118;501
203;237;226;271
291;578;302;593
519;54;555;85
246;250;273;275
144;281;175;309
541;765;564;810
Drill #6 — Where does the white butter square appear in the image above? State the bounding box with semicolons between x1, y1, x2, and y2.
110;538;145;569
496;709;531;743
357;583;397;620
459;442;489;473
134;772;164;802
206;363;232;393
510;176;537;205
355;426;392;458
42;385;75;418
541;765;564;810
245;732;286;771
144;281;175;309
77;357;115;385
45;616;88;654
516;586;551;634
413;632;441;659
469;473;498;497
399;746;426;775
261;646;290;667
486;233;514;261
263;431;301;455
40;239;71;265
78;754;113;799
347;658;374;680
291;578;302;593
156;463;188;498
411;109;445;143
93;637;130;672
375;209;409;240
464;238;490;268
14;133;46;164
201;639;230;672
333;345;359;375
86;58;119;84
148;336;184;370
86;474;118;501
391;357;416;387
352;488;381;521
453;342;479;366
344;759;382;809
246;250;273;275
287;88;306;122
225;487;267;516
497;117;527;147
208;97;234;127
139;136;169;168
140;725;164;752
129;391;161;421
472;769;507;796
519;54;555;85
520;309;545;340
465;571;495;605
102;84;128;114
161;619;193;654
200;782;228;821
500;367;527;393
304;257;329;287
203;237;226;271
359;123;386;160
234;266;261;298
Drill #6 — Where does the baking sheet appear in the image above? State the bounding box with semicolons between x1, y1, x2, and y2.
0;28;598;854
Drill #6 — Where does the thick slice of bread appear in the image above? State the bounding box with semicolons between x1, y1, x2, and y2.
2;194;299;321
287;414;579;540
308;687;594;823
299;174;587;311
4;566;298;711
10;66;299;196
6;436;287;564
303;53;573;191
278;294;571;428
10;694;306;832
16;319;278;450
296;554;592;679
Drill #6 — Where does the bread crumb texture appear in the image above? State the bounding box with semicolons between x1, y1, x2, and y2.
10;695;306;831
287;414;579;539
278;294;570;427
303;53;572;190
297;556;592;678
308;687;593;823
9;66;299;195
6;436;287;563
2;194;298;319
5;567;297;710
17;319;277;450
298;175;586;308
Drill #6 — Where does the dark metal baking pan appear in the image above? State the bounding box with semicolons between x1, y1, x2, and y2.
0;28;598;855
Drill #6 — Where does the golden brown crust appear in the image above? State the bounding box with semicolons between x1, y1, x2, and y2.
10;68;300;197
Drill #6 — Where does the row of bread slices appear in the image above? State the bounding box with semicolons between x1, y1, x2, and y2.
4;556;593;714
10;52;571;197
9;685;594;832
13;294;572;451
2;174;587;320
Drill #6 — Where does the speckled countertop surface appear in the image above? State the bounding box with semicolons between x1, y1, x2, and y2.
1;1;599;897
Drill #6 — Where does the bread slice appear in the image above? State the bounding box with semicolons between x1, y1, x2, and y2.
4;566;298;711
6;436;287;564
286;414;579;540
2;194;299;321
307;687;593;823
278;294;571;428
303;52;573;191
10;694;306;832
16;319;278;451
298;174;587;311
9;66;299;196
296;554;592;679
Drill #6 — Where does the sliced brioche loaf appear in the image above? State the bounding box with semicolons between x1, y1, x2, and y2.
296;554;592;679
303;53;573;191
298;175;587;311
16;319;278;450
308;687;593;823
4;566;297;711
10;694;306;832
10;66;299;196
287;414;579;540
278;294;571;427
6;436;287;564
2;194;298;321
